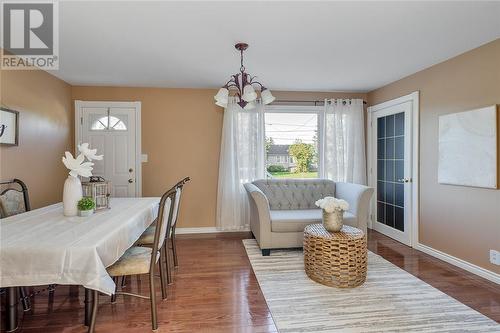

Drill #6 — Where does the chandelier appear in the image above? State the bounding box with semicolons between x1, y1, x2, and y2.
214;43;275;109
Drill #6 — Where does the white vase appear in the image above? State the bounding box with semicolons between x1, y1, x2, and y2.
322;209;344;232
63;175;83;216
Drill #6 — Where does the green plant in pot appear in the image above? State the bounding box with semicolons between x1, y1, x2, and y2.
77;197;95;217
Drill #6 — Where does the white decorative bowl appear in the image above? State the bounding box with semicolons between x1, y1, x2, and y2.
78;209;94;217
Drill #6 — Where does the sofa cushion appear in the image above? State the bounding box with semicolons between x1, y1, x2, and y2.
252;179;336;210
270;209;357;232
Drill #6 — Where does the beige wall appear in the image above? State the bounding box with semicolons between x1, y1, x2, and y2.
72;87;223;228
0;68;72;209
368;39;500;273
71;87;366;229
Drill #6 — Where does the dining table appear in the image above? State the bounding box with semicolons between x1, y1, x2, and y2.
0;197;159;332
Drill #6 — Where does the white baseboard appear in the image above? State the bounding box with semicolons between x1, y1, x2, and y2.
175;227;250;235
415;243;500;285
175;227;218;234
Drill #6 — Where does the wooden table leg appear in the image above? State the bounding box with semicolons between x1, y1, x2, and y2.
5;287;19;332
84;288;92;326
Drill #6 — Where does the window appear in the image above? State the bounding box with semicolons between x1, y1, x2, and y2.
265;106;321;179
91;116;127;131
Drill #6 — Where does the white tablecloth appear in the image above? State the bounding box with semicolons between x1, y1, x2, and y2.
0;197;159;295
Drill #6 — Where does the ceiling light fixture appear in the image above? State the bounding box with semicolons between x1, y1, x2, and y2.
214;43;275;109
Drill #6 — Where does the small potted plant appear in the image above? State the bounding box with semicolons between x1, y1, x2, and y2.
77;197;95;217
315;197;349;232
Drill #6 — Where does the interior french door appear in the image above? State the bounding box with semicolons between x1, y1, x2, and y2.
75;101;141;197
369;101;413;246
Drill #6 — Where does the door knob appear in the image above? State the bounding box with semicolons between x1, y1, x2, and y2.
129;168;133;173
128;179;134;183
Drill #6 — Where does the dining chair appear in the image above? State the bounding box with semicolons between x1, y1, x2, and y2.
0;179;32;311
169;177;190;269
136;177;190;291
0;179;30;217
88;186;177;333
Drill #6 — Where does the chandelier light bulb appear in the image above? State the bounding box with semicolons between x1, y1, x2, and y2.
215;99;228;108
244;100;256;110
261;88;276;105
242;84;257;102
214;87;229;104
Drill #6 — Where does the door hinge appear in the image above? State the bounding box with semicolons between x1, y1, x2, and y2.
80;117;83;125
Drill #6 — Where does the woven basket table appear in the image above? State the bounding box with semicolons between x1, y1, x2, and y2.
303;224;367;288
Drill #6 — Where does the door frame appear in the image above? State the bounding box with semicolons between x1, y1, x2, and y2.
367;91;419;247
74;100;142;197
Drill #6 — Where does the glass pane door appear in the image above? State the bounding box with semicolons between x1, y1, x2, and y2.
377;112;405;231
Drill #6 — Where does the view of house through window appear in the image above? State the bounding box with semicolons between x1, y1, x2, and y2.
265;111;319;179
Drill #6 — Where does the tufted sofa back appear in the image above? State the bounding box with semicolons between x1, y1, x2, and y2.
252;179;336;210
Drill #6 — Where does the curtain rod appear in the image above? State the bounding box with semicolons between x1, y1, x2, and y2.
271;99;367;106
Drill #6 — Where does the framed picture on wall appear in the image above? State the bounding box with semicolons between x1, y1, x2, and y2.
438;105;498;189
0;107;19;146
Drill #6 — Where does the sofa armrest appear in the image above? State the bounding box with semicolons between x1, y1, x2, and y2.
244;183;272;249
335;182;374;233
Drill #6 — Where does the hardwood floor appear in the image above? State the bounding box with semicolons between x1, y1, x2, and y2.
367;230;500;324
1;230;499;332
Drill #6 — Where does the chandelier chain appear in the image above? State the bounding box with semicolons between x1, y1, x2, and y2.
240;49;245;73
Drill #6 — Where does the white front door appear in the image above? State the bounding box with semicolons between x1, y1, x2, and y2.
369;100;414;246
76;101;141;197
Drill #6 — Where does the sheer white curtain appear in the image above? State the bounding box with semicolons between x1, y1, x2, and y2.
216;97;265;231
321;99;366;184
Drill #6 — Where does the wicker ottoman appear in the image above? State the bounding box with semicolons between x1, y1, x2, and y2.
303;224;367;288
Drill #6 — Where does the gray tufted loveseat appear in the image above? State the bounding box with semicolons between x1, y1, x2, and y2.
244;179;373;255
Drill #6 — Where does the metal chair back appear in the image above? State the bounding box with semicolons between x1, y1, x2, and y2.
0;179;30;218
0;179;34;313
171;177;190;227
149;187;177;271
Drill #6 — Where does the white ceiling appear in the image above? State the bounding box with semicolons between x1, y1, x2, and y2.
48;1;500;92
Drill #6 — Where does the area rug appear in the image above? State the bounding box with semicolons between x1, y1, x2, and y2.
243;239;500;333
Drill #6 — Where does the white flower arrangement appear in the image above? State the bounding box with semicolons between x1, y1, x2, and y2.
62;143;103;178
315;197;349;213
77;143;103;161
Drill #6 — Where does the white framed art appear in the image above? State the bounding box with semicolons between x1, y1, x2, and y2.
438;105;498;189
